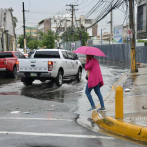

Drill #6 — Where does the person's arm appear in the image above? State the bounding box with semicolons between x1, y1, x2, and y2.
85;59;93;71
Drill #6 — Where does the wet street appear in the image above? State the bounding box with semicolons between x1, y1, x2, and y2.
0;61;144;147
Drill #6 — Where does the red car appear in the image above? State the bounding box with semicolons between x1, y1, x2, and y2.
0;51;26;78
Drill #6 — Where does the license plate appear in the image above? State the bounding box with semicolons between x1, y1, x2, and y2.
30;73;37;76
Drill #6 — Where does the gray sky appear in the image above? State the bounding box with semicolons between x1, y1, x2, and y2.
0;0;127;35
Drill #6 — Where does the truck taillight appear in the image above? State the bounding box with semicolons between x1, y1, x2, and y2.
4;61;7;65
48;61;53;71
16;61;19;71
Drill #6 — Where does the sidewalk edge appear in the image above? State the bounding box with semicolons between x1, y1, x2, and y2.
92;111;147;142
92;72;147;142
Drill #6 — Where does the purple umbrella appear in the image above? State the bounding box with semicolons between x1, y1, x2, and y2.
73;46;106;57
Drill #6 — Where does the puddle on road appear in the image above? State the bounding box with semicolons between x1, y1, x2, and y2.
0;61;131;102
21;80;85;102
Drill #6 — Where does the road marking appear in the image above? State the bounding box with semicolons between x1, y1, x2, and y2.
0;117;73;122
0;131;115;139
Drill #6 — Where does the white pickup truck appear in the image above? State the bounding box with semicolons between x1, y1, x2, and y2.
17;49;82;86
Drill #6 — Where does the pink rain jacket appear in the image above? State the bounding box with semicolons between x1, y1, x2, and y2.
85;58;104;88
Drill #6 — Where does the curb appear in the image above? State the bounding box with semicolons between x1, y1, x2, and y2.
92;72;147;142
92;111;147;142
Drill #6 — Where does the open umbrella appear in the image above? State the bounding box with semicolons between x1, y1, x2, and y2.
73;46;106;57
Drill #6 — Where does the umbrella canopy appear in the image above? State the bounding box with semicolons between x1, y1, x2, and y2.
73;46;106;57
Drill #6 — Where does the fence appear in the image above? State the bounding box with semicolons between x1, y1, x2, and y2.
62;41;81;51
62;40;147;64
93;44;147;64
93;44;131;63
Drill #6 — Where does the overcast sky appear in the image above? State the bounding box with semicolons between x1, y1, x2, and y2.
0;0;128;35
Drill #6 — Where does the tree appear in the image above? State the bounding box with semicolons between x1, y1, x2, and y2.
61;27;89;46
13;17;18;28
27;40;40;49
18;35;34;48
42;30;57;48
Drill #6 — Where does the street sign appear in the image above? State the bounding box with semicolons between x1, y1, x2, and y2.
127;29;133;38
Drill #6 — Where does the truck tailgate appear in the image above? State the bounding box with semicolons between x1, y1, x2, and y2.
19;59;49;72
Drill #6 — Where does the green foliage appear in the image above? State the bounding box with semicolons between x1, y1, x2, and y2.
18;35;34;48
137;40;146;46
18;35;24;48
13;17;18;28
61;27;89;46
41;30;56;48
27;40;40;49
18;30;58;49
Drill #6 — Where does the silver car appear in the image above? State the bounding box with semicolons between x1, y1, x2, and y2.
77;53;86;67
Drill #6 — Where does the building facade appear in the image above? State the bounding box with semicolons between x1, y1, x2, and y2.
0;8;16;51
37;15;98;38
25;27;38;38
137;0;147;39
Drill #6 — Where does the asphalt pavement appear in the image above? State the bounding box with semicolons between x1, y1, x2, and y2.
0;61;145;146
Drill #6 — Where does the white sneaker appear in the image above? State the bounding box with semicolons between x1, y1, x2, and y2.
87;106;97;111
97;107;106;112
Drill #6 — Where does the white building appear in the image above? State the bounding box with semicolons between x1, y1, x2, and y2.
37;15;98;38
0;8;16;51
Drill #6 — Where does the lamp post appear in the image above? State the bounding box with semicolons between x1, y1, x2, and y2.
101;28;106;45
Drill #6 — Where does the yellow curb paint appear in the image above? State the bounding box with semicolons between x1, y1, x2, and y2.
140;127;147;142
92;111;147;141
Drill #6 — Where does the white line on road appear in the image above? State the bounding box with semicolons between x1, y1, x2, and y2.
0;117;73;122
0;131;115;139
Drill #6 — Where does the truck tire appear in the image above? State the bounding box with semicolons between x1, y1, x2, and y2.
77;68;82;82
23;78;33;86
56;71;63;87
12;66;17;78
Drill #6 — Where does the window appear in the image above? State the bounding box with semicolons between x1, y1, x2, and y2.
67;52;74;60
34;51;60;58
61;51;68;59
73;53;78;60
0;52;13;58
14;52;19;58
19;53;26;58
137;5;145;31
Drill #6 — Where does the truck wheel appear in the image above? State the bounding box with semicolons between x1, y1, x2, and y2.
56;71;63;87
12;66;17;78
23;79;33;86
77;68;82;82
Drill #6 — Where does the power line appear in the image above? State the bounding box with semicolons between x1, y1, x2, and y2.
15;26;23;31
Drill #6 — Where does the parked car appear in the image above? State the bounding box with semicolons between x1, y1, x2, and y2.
0;51;26;78
76;53;86;67
17;49;82;86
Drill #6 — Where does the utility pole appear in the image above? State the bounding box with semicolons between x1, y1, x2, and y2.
22;2;26;53
126;0;129;43
66;4;78;42
129;0;138;72
110;5;113;44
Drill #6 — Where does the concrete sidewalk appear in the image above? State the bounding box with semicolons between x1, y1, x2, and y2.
92;65;147;142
